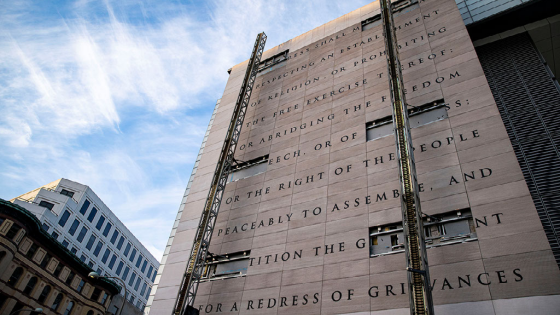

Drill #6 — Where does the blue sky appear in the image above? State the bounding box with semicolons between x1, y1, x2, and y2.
0;0;372;260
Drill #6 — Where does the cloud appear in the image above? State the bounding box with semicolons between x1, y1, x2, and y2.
0;0;371;260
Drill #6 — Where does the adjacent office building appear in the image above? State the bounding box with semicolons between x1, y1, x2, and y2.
0;198;120;315
11;178;159;313
148;0;560;314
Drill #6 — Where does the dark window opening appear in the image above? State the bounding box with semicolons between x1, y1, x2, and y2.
116;261;124;276
101;249;111;263
87;207;98;222
23;276;38;295
86;235;96;250
369;209;477;257
79;200;90;215
40;253;53;268
26;243;39;260
66;271;75;285
102;222;112;237
77;227;88;243
117;236;125;250
91;288;102;301
93;241;104;257
366;99;447;141
60;189;75;198
202;251;251;281
58;210;71;227
68;219;80;236
129;248;137;262
51;293;63;311
54;262;64;277
38;285;51;303
41;223;50;231
108;254;117;269
95;216;105;230
6;223;22;240
229;155;269;182
39;200;55;210
62;240;69;248
110;230;119;244
51;231;59;240
258;50;289;73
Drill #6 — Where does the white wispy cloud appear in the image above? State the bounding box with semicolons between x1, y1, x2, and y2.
0;0;371;260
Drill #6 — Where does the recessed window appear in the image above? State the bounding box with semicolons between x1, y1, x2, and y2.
87;207;98;223
39;200;54;211
77;279;85;293
141;260;147;273
80;255;86;262
102;223;112;238
147;265;154;278
62;240;69;248
369;209;477;257
124;243;131;256
229;155;268;182
91;288;102;301
128;272;137;286
77;227;88;243
6;223;22;240
93;241;104;257
58;210;71;227
101;293;109;305
51;231;59;240
79;200;90;215
65;271;75;285
38;285;51;303
145;286;151;299
129;248;137;262
86;235;96;250
110;230;120;244
101;248;111;263
68;219;80;236
95;216;106;230
70;247;77;254
51;293;63;311
7;267;23;287
122;266;130;280
60;189;75;198
88;261;94;268
134;277;141;291
136;256;143;268
108;254;117;269
117;236;125;250
202;251;250;280
40;253;52;268
26;243;39;260
41;223;50;231
140;282;147;296
116;261;124;275
53;262;64;277
366;100;447;142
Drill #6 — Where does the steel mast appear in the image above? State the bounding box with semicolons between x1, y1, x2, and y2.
379;0;435;314
172;32;267;315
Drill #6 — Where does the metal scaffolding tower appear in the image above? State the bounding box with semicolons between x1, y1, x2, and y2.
379;0;435;314
172;32;267;315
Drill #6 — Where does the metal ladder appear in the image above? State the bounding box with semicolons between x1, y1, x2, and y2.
172;32;267;315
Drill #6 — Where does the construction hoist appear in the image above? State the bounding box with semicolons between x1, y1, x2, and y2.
379;0;435;314
171;32;266;315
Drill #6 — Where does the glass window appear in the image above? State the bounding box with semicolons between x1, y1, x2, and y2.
91;288;102;301
124;242;131;256
70;247;77;254
147;265;154;278
145;286;151;299
51;293;63;311
6;223;22;240
108;254;117;269
80;255;86;262
128;272;137;286
95;216;105;230
117;236;125;250
93;241;104;257
110;230;120;244
129;248;137;262
101;249;111;263
134;277;141;291
40;253;52;268
26;243;39;260
102;222;112;237
101;293;109;305
88;261;94;268
141;260;147;273
152;269;156;282
77;279;85;293
41;223;50;231
38;285;51;303
122;266;130;280
77;227;88;243
87;207;98;222
54;263;64;277
51;231;59;240
136;255;143;268
63;301;74;315
23;276;38;295
39;200;54;210
58;210;71;227
68;219;80;236
65;271;75;285
79;200;90;215
86;235;96;250
116;261;124;276
62;240;69;248
60;189;74;198
140;282;147;296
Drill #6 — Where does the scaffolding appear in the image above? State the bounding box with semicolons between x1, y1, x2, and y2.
171;32;267;315
379;0;435;314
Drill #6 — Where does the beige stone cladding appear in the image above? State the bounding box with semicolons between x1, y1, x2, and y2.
151;0;560;314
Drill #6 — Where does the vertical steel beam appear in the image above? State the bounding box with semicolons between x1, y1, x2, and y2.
172;32;267;315
379;1;435;314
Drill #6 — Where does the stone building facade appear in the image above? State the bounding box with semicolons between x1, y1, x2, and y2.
0;199;120;315
148;0;560;314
